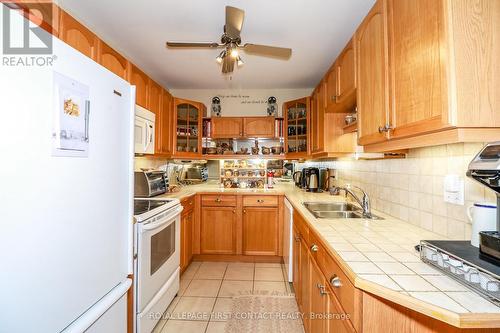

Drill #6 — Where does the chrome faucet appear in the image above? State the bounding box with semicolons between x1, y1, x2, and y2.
330;184;372;218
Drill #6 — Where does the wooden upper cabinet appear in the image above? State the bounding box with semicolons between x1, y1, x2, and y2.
128;63;149;108
310;90;319;154
59;11;98;60
335;40;356;112
159;90;174;155
243;117;276;138
17;2;60;37
355;0;390;145
173;98;205;157
387;0;450;139
97;41;128;79
148;80;162;153
325;66;338;112
211;117;243;138
284;97;310;158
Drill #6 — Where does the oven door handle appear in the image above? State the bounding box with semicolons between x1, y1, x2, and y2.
141;206;183;232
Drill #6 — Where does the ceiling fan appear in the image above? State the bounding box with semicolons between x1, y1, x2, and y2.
166;6;292;74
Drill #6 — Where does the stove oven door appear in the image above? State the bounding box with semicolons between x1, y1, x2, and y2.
136;205;181;312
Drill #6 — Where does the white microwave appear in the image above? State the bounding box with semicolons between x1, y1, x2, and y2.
135;105;155;154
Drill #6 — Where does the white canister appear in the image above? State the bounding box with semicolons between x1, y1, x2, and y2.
467;202;497;247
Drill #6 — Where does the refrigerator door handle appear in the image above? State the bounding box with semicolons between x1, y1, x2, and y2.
84;100;90;142
61;278;132;333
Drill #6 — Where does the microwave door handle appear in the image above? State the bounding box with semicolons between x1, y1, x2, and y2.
143;122;150;151
148;123;154;145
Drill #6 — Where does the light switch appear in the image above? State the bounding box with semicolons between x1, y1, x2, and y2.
443;174;464;205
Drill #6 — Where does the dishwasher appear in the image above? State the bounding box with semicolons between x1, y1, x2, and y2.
283;198;294;282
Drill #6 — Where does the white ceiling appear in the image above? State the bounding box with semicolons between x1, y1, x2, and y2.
58;0;375;90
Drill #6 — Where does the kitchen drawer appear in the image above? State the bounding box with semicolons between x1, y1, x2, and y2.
308;230;322;261
201;194;237;207
318;247;358;328
242;195;278;207
181;195;195;214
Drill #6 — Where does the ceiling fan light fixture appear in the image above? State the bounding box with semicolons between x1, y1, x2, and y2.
230;47;239;58
236;56;244;67
216;50;226;64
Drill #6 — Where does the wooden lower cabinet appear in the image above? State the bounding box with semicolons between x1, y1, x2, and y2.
300;237;311;331
292;225;302;307
242;207;279;255
309;255;328;333
180;209;193;272
200;206;237;254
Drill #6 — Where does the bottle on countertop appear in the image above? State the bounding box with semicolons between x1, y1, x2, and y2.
267;170;274;188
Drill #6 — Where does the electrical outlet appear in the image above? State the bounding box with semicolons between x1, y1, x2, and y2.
443;174;464;205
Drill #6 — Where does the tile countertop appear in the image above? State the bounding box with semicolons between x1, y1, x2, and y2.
158;181;500;328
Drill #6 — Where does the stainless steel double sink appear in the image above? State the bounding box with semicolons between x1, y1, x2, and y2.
303;202;383;219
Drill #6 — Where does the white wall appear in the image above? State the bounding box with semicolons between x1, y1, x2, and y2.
170;89;312;117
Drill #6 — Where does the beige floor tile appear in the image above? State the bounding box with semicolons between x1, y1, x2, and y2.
162;296;181;317
170;297;216;321
227;262;255;268
205;321;227;333
181;262;201;280
211;297;233;321
218;280;253;297
179;279;191;296
224;265;254;280
161;320;208;333
194;264;227;280
254;267;284;281
253;281;287;294
184;279;222;297
255;262;282;268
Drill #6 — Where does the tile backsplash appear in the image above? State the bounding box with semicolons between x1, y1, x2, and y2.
297;143;497;240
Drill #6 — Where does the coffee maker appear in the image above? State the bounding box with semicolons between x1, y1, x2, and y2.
307;167;320;192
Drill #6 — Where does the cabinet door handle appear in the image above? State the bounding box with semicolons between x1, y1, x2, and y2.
330;275;342;288
310;244;319;252
215;198;222;202
378;124;393;133
243;209;246;214
232;209;236;213
317;283;329;296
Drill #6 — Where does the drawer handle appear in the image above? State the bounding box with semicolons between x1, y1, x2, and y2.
317;283;329;296
330;275;342;288
257;199;264;203
215;198;222;202
310;244;319;252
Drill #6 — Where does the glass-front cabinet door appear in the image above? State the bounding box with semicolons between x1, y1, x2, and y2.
284;97;310;158
174;98;205;157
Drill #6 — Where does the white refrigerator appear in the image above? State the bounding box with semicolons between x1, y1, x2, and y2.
0;6;134;333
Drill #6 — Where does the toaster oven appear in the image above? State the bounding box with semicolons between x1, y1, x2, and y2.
134;170;169;197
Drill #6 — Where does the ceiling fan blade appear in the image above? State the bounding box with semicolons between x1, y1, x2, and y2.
166;41;222;48
225;6;244;39
222;56;235;73
243;43;292;59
